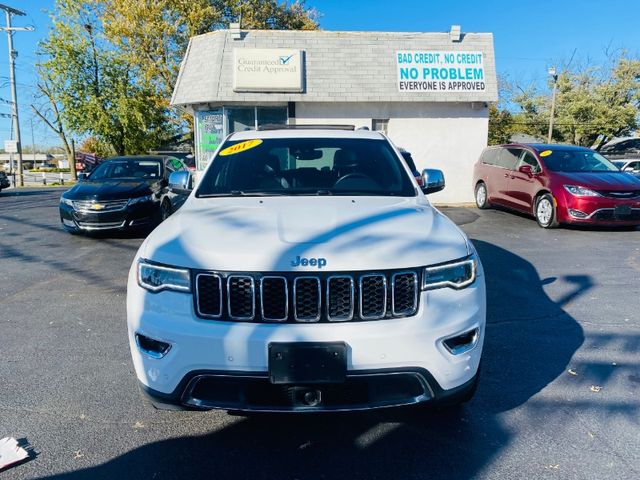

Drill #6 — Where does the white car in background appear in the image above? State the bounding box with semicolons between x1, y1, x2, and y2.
127;127;486;412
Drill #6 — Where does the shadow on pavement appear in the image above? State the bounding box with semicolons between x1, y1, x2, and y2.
37;240;590;480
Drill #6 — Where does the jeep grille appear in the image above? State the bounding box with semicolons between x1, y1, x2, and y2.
194;270;419;323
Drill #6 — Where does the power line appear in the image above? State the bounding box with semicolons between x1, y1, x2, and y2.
0;3;33;184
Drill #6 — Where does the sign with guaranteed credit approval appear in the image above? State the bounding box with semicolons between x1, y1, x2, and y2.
396;51;486;93
233;48;304;93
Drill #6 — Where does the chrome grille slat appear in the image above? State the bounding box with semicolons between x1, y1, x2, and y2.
359;274;387;320
391;272;418;316
72;199;129;212
260;276;288;322
327;276;354;322
76;220;126;230
227;275;255;320
196;273;223;318
293;277;321;322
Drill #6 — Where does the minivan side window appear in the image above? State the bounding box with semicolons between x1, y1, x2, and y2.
481;148;500;166
517;151;541;173
497;148;521;170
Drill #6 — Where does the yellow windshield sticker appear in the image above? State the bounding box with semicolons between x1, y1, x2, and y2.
219;139;263;156
539;150;552;157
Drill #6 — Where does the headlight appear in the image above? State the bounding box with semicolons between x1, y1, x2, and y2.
137;260;191;293
129;193;155;205
60;197;74;207
422;256;477;290
563;185;601;197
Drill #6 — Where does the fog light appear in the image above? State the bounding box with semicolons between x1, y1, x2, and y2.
568;209;588;219
443;328;479;355
135;333;171;359
62;218;76;227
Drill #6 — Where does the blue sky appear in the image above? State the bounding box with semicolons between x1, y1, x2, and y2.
4;0;640;147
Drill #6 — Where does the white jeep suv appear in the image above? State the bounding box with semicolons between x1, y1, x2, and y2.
127;127;486;412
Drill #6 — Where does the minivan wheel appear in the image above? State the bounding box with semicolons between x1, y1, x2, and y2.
475;182;490;209
535;193;558;228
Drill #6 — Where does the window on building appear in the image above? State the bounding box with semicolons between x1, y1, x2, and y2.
225;106;288;134
226;107;255;134
372;119;389;134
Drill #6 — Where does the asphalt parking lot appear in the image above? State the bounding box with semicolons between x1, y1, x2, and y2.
1;188;639;480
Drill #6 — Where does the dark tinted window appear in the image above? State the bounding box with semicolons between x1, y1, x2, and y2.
401;151;418;174
497;148;521;169
480;148;500;166
197;137;415;197
602;139;640;154
89;159;162;180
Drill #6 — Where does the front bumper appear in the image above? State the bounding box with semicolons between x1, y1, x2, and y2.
127;265;486;412
558;194;640;225
59;200;158;231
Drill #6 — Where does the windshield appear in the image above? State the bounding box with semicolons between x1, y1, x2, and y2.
541;149;620;173
89;160;162;180
611;161;626;169
196;137;416;197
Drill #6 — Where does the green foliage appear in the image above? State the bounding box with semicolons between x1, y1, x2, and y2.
39;0;177;155
505;54;640;146
488;104;514;145
38;0;318;154
99;0;318;116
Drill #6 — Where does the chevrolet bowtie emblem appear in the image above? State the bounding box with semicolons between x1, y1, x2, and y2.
91;203;105;210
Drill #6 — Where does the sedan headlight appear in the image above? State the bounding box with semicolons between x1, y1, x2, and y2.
129;193;155;205
60;197;74;207
422;256;477;290
138;260;191;293
563;185;601;197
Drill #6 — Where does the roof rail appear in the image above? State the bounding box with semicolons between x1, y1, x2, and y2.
257;124;355;131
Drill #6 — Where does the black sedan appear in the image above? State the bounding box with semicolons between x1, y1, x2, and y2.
59;156;190;233
0;170;10;192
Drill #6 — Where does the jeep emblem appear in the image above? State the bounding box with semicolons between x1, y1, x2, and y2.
291;256;327;269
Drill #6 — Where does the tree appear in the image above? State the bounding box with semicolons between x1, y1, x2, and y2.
507;53;640;146
38;0;176;156
31;68;77;179
96;0;318;134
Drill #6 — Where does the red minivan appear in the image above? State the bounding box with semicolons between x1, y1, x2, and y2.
472;143;640;228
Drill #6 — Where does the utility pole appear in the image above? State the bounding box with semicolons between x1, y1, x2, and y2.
547;67;558;144
0;3;33;187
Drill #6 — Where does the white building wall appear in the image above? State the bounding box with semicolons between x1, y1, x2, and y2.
294;102;488;203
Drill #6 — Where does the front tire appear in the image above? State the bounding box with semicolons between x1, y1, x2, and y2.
159;199;172;223
475;182;491;209
535;193;558;228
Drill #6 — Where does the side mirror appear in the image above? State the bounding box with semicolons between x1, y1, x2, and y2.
77;172;87;181
420;169;445;195
169;170;193;195
518;165;533;176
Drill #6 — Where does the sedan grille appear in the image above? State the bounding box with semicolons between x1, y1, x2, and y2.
72;199;129;212
195;269;420;323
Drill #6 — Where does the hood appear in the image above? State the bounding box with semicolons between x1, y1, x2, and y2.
141;196;469;272
553;171;640;190
64;179;160;200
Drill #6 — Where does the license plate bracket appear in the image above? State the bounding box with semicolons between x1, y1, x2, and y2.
615;204;632;217
268;342;347;384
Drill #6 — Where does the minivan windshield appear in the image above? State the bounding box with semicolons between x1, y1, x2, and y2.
89;159;162;180
541;149;620;173
196;137;416;197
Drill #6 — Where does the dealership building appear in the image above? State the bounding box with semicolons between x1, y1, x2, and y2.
171;26;498;203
